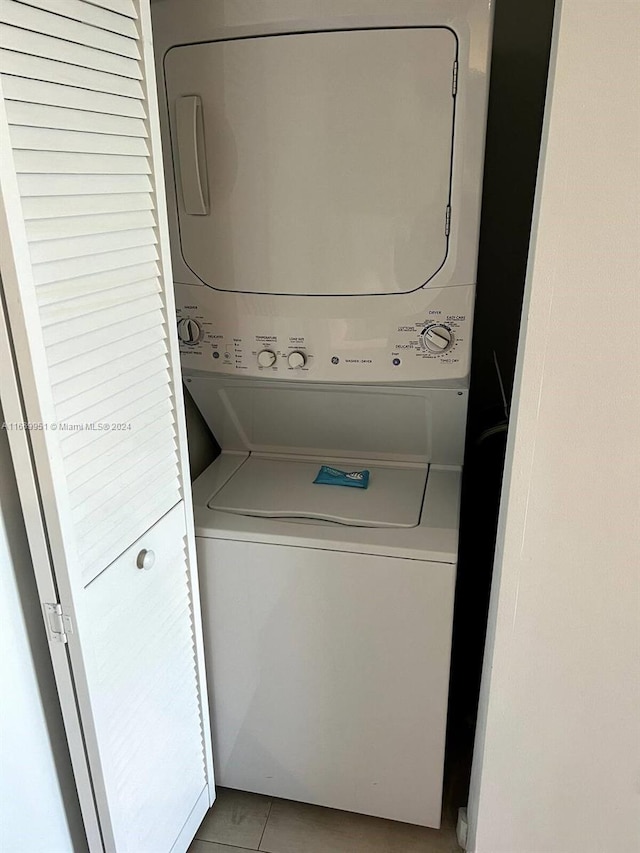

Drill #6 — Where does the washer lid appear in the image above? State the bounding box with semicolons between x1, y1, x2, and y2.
208;455;428;528
186;377;469;467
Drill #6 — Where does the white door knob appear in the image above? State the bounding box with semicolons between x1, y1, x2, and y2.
257;349;277;367
287;350;306;368
136;549;155;570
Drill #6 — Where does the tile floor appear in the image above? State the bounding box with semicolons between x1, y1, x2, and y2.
188;788;462;853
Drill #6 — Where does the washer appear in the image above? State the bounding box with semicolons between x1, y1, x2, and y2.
186;378;467;827
156;0;493;830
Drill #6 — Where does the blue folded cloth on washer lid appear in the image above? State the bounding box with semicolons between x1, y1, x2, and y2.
313;465;370;489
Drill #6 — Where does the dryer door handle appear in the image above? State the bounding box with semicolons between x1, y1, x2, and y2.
175;95;209;215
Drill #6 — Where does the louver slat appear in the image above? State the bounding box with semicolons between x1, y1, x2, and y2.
2;2;140;59
0;50;144;98
37;261;159;305
0;25;141;78
15;150;150;175
11;127;150;157
26;210;155;242
16;0;139;37
6;101;147;136
83;0;137;19
2;77;146;118
20;173;152;199
23;192;153;220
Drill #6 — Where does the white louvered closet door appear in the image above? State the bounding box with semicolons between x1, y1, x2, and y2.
0;2;214;851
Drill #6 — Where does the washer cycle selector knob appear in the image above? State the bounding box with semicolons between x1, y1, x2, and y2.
421;324;454;353
257;349;277;368
287;351;306;369
177;317;203;345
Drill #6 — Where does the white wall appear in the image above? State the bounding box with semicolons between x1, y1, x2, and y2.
0;404;85;852
468;1;640;851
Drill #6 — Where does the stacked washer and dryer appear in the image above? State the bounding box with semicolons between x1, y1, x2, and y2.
155;0;492;830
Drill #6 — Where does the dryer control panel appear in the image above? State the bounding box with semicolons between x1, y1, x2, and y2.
175;283;474;384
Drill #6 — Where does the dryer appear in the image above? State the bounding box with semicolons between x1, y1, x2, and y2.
154;0;493;830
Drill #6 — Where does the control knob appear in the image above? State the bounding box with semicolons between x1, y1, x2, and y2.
177;317;203;345
421;324;454;353
287;351;307;369
257;349;277;368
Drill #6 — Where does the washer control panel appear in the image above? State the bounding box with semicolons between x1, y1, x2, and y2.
175;283;473;383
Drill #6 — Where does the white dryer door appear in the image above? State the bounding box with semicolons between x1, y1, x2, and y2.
165;28;457;296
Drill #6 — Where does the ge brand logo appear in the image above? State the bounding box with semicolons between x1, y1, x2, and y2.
331;356;340;365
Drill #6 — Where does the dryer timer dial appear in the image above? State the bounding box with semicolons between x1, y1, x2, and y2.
421;324;454;353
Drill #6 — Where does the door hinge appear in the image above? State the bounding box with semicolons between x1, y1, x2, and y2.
445;205;451;236
452;61;458;96
44;602;73;644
